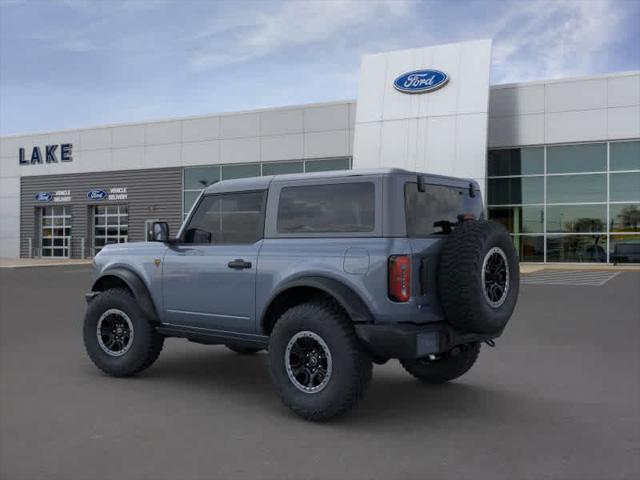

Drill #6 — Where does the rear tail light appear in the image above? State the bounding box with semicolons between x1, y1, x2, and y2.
388;255;411;302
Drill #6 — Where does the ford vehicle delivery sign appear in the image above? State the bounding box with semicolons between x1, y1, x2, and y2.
87;190;107;200
393;69;449;93
35;192;53;202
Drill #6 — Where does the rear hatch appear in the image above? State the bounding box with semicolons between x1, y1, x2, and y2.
404;178;484;313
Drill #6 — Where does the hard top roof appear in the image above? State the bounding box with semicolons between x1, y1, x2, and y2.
203;168;477;194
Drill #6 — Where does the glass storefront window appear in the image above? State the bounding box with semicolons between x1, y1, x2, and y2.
547;174;606;203
183;191;201;214
512;235;544;262
610;141;640;171
547;143;606;173
488;207;543;233
546;204;606;233
262;161;304;176
610;234;640;263
305;157;350;172
184;166;220;190
487;147;544;176
487;176;544;205
546;235;607;263
222;163;261;180
610;172;640;202
610;203;640;232
487;141;640;263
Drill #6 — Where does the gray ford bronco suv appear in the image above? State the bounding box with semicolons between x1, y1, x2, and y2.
84;168;519;421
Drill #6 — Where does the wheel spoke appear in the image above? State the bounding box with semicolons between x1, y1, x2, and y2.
308;369;319;386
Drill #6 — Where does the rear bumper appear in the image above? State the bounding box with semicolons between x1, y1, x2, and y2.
354;322;499;360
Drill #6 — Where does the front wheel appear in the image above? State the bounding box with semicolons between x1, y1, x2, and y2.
400;343;480;384
268;300;372;421
83;288;164;377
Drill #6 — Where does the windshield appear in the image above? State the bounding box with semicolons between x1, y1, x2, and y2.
404;182;483;237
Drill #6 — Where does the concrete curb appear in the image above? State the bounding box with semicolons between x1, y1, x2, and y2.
519;264;640;275
0;258;93;269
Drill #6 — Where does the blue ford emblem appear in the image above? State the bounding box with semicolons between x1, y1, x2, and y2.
87;190;107;200
393;69;449;94
35;192;53;202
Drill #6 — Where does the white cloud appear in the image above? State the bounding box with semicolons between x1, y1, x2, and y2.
492;0;624;83
189;0;415;71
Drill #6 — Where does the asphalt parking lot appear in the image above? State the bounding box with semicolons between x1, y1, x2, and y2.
1;266;639;480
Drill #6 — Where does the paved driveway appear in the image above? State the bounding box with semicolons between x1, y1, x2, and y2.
1;266;639;480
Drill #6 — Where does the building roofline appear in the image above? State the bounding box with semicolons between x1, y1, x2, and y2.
2;70;638;138
0;98;357;139
491;70;640;90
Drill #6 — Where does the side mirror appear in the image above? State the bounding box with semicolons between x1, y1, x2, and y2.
151;221;170;243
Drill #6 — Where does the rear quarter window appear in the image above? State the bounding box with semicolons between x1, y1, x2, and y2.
405;182;483;237
277;182;375;234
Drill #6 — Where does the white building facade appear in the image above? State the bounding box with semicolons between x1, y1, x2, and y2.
0;40;638;263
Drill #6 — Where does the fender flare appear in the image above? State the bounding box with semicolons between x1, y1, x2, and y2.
91;267;159;321
261;275;375;331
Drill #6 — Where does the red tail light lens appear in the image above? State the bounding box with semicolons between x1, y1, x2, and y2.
388;255;411;302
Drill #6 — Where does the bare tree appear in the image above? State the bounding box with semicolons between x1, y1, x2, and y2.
613;205;640;232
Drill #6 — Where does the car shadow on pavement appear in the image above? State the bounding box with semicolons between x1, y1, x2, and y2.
128;345;536;428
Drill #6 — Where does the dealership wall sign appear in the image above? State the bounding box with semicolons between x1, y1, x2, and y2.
35;192;52;202
88;187;128;201
393;69;449;93
87;190;107;200
19;143;73;165
35;190;71;202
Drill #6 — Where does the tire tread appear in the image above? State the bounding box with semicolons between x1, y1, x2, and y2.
269;298;372;421
83;288;164;377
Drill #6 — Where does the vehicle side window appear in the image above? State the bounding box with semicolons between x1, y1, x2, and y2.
277;182;375;234
183;191;266;244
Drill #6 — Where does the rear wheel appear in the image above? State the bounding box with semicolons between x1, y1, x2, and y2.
268;300;372;421
83;288;164;377
400;343;480;384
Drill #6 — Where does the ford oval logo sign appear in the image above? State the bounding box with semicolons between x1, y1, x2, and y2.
87;190;107;200
393;69;449;94
35;192;53;202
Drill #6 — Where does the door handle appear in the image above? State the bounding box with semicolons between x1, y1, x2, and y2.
227;259;252;270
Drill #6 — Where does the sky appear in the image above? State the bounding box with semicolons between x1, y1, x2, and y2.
1;0;639;135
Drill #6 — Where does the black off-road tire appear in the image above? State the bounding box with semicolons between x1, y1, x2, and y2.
83;288;164;377
438;220;519;335
268;300;373;421
400;343;480;384
225;344;263;355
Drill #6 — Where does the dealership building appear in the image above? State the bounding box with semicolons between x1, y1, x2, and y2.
0;40;638;263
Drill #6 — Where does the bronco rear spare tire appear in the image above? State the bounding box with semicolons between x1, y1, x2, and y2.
438;220;519;335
